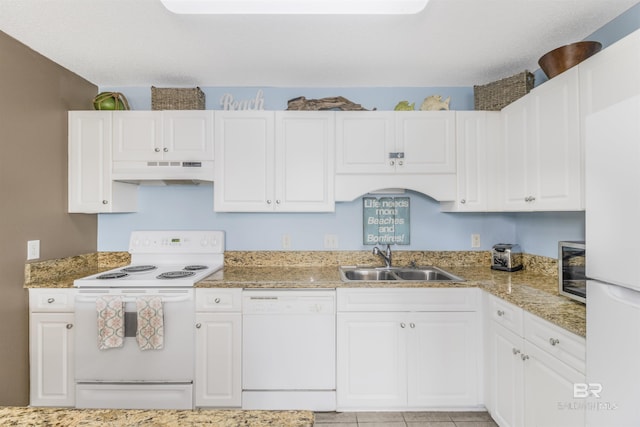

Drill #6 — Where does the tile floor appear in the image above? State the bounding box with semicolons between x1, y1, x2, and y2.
313;411;498;427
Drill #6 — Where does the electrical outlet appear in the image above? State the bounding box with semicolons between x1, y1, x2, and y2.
282;234;292;249
324;234;339;249
471;234;481;248
27;240;40;260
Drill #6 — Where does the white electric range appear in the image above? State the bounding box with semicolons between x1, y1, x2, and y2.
73;230;224;410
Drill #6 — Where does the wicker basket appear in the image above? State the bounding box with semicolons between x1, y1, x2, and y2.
151;86;205;110
474;71;535;111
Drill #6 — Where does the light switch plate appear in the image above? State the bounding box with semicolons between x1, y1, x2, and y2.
27;240;40;260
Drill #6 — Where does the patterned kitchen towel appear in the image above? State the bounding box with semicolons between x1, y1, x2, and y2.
136;296;164;351
96;296;124;350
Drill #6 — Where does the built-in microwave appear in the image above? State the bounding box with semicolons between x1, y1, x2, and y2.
558;241;586;303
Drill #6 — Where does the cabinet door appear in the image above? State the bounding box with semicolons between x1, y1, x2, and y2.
396;112;456;174
68;111;112;212
214;111;275;212
335;112;395;174
408;311;481;407
195;313;242;408
524;341;585;427
500;97;530;211
68;112;137;213
113;111;162;161
489;322;525;427
579;29;640;117
528;67;582;210
30;313;75;407
337;312;407;409
275;112;335;212
163;111;214;161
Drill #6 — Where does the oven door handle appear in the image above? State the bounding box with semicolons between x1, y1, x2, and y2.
75;293;192;304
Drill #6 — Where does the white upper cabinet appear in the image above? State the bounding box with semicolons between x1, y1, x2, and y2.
113;111;214;161
335;111;457;201
442;111;500;212
68;111;137;213
336;111;395;174
497;66;582;211
336;111;455;174
579;28;640;117
214;111;334;212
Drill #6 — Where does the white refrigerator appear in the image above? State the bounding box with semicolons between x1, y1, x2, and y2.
585;94;640;427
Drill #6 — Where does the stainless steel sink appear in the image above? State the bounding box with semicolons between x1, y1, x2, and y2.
339;266;464;282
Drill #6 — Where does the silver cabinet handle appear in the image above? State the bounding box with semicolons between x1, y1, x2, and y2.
530;196;536;202
266;200;272;205
66;324;73;329
390;160;395;166
195;323;202;329
460;199;466;204
512;348;520;355
521;354;530;361
549;338;560;346
497;310;505;317
102;200;109;205
47;298;55;304
154;148;161;152
275;200;281;205
163;147;169;152
409;323;415;328
400;323;406;328
214;298;221;304
398;160;403;166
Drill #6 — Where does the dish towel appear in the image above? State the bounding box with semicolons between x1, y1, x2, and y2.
96;296;124;350
136;296;164;351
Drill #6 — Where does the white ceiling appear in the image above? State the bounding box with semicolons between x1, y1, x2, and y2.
0;0;637;88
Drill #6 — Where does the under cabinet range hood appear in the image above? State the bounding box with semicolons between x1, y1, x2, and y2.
112;159;214;185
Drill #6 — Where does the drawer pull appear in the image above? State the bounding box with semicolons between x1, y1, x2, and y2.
195;323;202;329
521;354;530;361
496;310;505;317
512;348;521;355
409;323;415;328
214;298;221;304
400;323;406;328
66;324;73;329
549;338;560;346
47;298;55;304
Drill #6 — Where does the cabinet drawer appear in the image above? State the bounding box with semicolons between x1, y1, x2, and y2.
29;289;76;312
337;288;479;312
196;288;242;312
488;294;524;336
524;311;586;374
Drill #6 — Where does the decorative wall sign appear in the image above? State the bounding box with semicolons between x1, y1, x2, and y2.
363;197;410;245
220;89;265;110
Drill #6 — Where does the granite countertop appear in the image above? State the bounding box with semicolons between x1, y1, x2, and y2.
198;265;586;337
0;407;313;426
24;250;585;337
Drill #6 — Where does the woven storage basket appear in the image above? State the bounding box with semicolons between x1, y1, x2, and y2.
474;71;534;111
151;86;205;110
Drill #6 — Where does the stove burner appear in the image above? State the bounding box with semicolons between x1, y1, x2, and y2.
97;272;129;280
121;265;157;273
157;271;196;280
184;265;208;271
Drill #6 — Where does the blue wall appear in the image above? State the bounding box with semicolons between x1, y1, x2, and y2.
97;4;640;257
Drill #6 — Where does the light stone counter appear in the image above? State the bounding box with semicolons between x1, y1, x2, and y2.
0;407;313;426
24;250;585;337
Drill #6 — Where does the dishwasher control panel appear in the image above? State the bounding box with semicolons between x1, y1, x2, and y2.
242;290;336;314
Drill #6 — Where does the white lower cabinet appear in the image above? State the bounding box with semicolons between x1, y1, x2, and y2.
195;289;242;407
336;288;481;410
486;295;585;427
29;289;76;407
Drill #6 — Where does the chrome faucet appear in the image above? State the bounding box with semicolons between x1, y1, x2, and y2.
373;244;393;268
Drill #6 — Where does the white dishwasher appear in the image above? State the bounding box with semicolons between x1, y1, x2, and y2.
242;289;336;411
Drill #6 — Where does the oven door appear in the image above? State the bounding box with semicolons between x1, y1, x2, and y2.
74;288;195;383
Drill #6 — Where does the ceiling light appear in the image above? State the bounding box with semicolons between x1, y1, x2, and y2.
160;0;429;15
